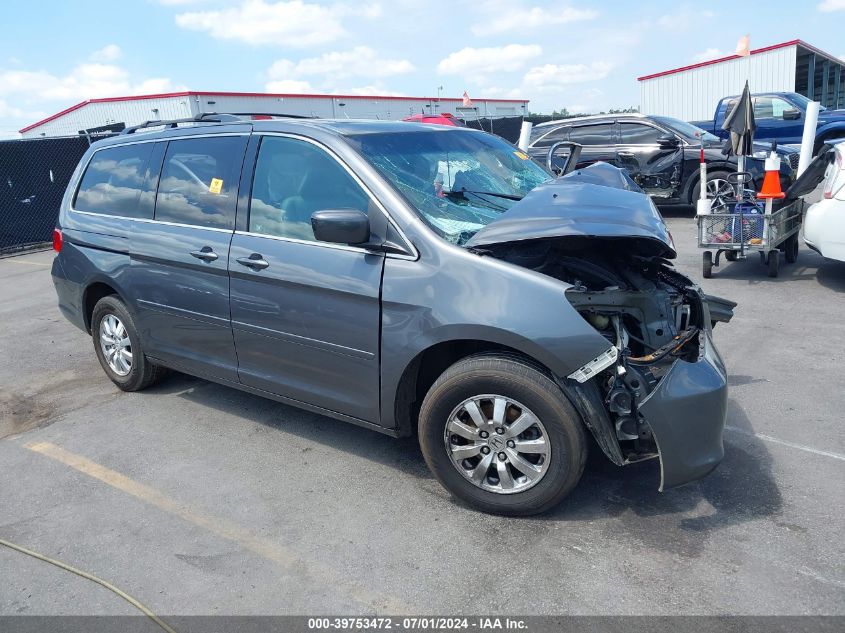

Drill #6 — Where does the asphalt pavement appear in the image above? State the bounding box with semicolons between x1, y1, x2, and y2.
1;213;843;617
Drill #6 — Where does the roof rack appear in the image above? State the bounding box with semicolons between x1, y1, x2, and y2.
121;112;241;135
227;112;316;120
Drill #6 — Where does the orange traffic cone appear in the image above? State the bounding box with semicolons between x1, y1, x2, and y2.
757;152;785;200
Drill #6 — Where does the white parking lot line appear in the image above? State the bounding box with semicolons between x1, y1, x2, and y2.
725;425;845;462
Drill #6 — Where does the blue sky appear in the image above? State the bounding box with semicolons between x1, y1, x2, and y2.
0;0;842;136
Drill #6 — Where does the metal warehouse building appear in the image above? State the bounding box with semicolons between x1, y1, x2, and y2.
638;39;843;120
19;91;528;138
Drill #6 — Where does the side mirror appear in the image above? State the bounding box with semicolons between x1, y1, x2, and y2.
782;109;801;120
657;134;680;149
546;141;582;176
311;209;370;245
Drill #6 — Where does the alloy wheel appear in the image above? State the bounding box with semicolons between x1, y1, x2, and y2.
99;313;132;376
444;395;551;494
706;178;735;212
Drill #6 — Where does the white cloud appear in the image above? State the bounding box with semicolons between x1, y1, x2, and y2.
0;56;184;104
174;0;381;47
472;5;597;36
523;61;613;91
268;47;413;83
265;79;314;93
0;98;27;118
90;44;122;62
691;48;725;63
437;44;542;76
818;0;845;10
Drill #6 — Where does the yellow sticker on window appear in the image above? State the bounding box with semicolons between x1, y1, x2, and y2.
514;150;529;160
209;178;223;194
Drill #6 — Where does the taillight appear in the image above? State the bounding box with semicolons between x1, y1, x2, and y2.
52;228;63;252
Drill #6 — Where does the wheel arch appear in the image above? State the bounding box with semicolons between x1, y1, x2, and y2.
82;280;123;333
392;339;558;438
814;126;845;154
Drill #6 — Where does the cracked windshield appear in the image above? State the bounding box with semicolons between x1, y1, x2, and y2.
349;130;550;245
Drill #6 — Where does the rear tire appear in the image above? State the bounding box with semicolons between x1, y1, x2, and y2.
91;295;167;392
785;234;799;264
703;251;713;278
767;250;780;278
418;354;587;516
725;251;738;262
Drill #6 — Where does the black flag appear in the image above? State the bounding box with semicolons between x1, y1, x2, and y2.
722;80;756;156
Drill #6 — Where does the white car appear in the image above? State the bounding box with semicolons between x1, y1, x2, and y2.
804;142;845;263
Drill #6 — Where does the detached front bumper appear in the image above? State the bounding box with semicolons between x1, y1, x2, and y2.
638;328;727;490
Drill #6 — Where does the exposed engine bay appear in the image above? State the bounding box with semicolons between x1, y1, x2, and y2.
463;162;735;488
477;236;714;465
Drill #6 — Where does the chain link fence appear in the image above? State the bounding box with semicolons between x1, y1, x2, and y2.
0;135;111;254
462;116;524;144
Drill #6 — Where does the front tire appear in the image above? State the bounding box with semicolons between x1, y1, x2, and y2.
91;295;166;391
418;354;587;516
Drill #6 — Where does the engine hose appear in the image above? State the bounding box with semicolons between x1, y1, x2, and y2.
627;327;699;364
0;537;177;633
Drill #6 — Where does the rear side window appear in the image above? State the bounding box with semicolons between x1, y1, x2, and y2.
531;125;569;148
74;143;155;218
569;123;614;145
155;136;246;230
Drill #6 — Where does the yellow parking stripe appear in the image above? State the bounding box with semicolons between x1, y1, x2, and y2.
25;441;408;613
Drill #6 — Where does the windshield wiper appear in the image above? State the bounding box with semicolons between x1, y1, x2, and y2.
445;188;524;201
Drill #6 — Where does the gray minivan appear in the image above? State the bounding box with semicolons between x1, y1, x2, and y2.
51;115;734;515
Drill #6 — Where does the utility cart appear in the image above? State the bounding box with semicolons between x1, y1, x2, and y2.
697;172;803;278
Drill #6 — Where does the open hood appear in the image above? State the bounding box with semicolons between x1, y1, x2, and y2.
465;163;676;258
785;145;834;200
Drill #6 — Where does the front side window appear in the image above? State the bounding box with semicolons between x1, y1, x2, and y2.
652;116;718;143
619;123;663;145
155;136;245;230
569;123;614;145
74;143;155;217
347;129;551;245
249;136;371;241
753;96;793;119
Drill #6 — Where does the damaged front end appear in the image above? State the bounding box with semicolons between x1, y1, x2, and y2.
559;247;733;489
466;164;736;490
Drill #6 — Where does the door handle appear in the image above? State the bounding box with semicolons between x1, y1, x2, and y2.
190;247;218;262
618;151;634;158
236;254;270;270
